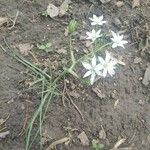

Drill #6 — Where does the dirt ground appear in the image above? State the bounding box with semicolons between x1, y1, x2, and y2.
0;0;150;150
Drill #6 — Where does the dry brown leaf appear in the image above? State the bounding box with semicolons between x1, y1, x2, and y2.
46;137;70;150
142;66;150;86
99;126;106;139
0;131;10;139
116;1;124;7
100;0;111;4
77;131;89;146
18;43;33;56
113;138;126;149
132;0;140;8
47;4;59;18
92;87;105;99
69;91;80;98
0;17;8;26
59;0;71;17
133;57;142;64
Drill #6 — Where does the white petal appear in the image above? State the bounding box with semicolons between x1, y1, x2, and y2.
96;70;103;76
110;60;117;66
103;68;108;77
99;15;103;21
120;35;123;40
90;72;95;85
89;17;94;21
121;40;128;44
97;29;101;35
119;44;125;48
105;51;111;63
98;56;105;65
111;31;117;39
102;21;106;24
93;14;97;19
108;68;115;76
83;71;91;78
110;37;116;43
95;64;104;71
91;22;96;26
92;29;96;35
82;62;91;69
86;32;91;36
112;43;118;48
92;56;97;67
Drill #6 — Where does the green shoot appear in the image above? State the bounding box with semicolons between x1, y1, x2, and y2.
37;42;52;52
68;19;77;35
92;139;104;150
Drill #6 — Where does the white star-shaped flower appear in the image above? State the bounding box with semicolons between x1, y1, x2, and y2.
82;56;103;85
86;29;101;42
98;52;117;77
111;31;128;48
89;14;106;26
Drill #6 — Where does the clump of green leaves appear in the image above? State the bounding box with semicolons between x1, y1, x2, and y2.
68;19;77;34
37;42;52;52
92;139;104;150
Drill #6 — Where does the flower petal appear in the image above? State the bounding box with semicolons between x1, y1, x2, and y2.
82;62;91;69
112;43;118;48
103;68;108;77
92;56;97;67
93;14;97;19
83;71;91;78
90;72;95;85
111;31;117;39
108;68;115;76
105;51;111;63
99;15;103;20
98;56;105;65
95;64;104;71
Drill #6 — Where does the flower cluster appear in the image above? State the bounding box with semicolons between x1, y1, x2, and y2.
82;14;128;85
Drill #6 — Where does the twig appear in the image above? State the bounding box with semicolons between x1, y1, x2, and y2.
62;79;67;107
8;11;19;29
46;137;70;150
29;51;41;65
67;91;84;121
18;104;29;136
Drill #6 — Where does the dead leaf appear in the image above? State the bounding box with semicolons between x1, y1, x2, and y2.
142;66;150;86
147;134;150;144
113;138;126;149
0;17;8;26
69;91;80;98
114;99;119;109
92;87;105;99
77;131;89;146
46;137;70;150
57;48;67;54
133;57;142;64
79;35;87;41
0;131;10;139
18;43;33;56
116;1;124;7
47;4;59;18
100;0;111;4
59;0;71;17
0;119;5;125
99;126;106;139
132;0;140;8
